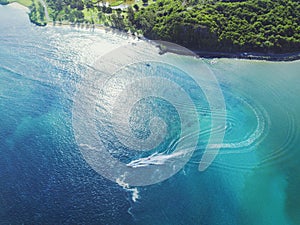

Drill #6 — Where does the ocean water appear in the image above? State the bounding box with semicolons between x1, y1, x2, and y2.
1;4;300;225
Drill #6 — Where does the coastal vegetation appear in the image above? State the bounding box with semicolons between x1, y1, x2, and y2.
0;0;46;25
1;0;300;56
131;0;300;53
44;0;300;54
28;0;47;26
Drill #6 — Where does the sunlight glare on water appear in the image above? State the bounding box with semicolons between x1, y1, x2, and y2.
0;4;300;225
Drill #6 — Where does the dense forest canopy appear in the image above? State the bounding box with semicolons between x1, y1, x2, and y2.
46;0;299;53
131;0;300;53
3;0;299;54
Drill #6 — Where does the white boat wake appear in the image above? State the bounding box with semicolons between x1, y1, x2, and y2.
126;151;188;168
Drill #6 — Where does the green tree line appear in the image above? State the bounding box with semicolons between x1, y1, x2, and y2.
130;0;300;53
29;0;47;26
42;0;300;53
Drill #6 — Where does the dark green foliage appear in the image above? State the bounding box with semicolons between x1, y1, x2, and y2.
127;6;134;22
29;1;47;26
85;0;93;9
111;11;126;29
133;4;139;11
106;6;112;14
47;0;109;23
42;0;299;53
131;0;300;53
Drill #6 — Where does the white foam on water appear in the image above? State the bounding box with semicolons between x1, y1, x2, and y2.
207;96;269;154
126;150;190;168
79;143;97;150
116;177;140;202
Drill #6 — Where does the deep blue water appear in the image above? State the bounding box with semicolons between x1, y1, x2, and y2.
1;4;300;225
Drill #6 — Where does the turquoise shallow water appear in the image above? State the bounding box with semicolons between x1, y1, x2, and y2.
0;4;300;225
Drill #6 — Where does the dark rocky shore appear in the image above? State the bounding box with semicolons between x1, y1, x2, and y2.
156;41;300;62
193;51;300;62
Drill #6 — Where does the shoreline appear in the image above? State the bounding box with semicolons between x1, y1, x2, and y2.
192;50;300;62
2;1;300;62
48;21;141;40
156;41;300;62
46;24;300;62
38;21;300;62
